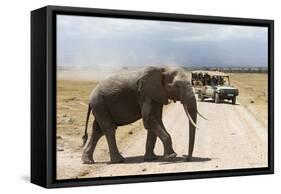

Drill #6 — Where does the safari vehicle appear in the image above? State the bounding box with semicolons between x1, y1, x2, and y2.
191;70;239;104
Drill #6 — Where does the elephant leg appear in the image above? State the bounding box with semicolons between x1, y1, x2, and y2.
141;99;176;159
144;130;158;161
103;129;125;163
144;119;170;161
82;120;103;164
144;105;166;161
151;122;176;159
92;102;124;163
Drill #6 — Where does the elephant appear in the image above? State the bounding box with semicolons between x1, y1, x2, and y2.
81;66;206;164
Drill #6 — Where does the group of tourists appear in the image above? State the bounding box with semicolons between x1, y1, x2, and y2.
192;72;225;86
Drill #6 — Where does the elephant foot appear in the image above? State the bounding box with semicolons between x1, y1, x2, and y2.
144;153;158;161
110;154;125;163
82;154;95;164
164;152;177;160
186;156;192;161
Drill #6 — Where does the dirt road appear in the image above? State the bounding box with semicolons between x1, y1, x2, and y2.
57;98;268;179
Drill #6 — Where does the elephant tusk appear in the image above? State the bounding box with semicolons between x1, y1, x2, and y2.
184;105;200;129
197;111;208;121
187;111;200;129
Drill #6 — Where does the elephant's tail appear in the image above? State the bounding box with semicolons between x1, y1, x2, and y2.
82;104;91;147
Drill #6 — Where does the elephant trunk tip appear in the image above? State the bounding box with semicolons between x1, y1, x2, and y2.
186;156;192;161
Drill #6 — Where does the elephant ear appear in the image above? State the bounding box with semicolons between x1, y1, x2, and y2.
138;67;168;105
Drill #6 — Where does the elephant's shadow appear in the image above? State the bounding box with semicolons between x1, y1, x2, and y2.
103;155;212;164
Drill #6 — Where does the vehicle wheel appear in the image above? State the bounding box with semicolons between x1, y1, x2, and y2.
232;96;236;105
215;93;220;103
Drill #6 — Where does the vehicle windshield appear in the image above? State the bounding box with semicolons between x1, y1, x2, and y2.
218;76;230;86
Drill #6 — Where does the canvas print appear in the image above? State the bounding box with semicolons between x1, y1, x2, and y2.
56;15;268;180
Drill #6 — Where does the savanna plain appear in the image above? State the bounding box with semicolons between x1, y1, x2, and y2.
56;70;268;180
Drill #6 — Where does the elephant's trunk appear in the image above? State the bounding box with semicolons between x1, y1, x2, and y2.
182;96;197;161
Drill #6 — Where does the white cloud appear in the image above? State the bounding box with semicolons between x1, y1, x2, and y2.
57;15;268;69
171;23;267;42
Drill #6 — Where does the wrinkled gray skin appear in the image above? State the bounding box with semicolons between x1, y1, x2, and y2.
81;66;198;164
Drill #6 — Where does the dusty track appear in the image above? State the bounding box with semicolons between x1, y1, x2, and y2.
57;98;268;179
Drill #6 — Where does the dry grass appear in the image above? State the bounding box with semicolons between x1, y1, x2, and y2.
56;80;96;151
230;73;268;126
56;71;268;179
56;73;268;153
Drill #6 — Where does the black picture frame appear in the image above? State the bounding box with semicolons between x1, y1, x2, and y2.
31;5;274;188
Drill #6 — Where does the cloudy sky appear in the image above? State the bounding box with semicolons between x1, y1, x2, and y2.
57;15;268;70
